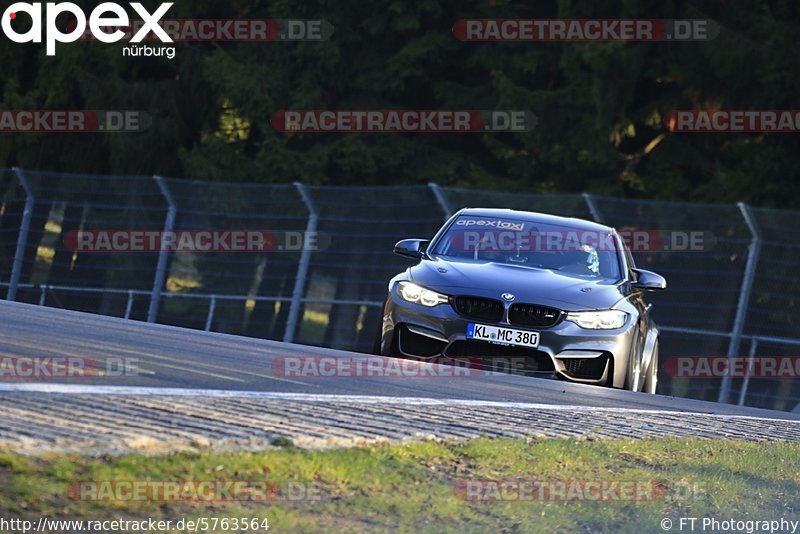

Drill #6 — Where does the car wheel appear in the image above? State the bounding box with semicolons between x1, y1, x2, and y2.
625;349;642;392
374;328;401;356
373;298;391;355
643;341;659;394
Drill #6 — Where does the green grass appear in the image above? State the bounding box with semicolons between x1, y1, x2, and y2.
0;438;798;533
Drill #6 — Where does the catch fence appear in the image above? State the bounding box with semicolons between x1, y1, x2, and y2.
1;168;798;411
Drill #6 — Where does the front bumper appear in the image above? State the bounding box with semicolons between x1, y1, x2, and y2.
380;287;637;388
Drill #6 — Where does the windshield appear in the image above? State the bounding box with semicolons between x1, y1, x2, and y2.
431;215;621;280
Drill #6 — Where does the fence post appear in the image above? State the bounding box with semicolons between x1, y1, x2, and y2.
737;338;758;406
205;295;217;332
428;182;452;219
718;202;761;403
7;167;35;302
582;192;604;223
147;176;176;323
283;182;318;343
124;290;134;320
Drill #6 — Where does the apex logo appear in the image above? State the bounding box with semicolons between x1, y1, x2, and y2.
455;219;525;231
1;2;174;55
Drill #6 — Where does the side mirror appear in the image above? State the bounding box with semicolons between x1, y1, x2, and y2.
631;269;667;291
394;239;430;260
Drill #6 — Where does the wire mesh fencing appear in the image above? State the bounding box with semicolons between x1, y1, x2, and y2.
1;168;798;411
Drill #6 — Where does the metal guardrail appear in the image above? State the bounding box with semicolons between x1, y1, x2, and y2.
0;282;382;330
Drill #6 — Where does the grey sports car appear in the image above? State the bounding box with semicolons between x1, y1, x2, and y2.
376;208;667;393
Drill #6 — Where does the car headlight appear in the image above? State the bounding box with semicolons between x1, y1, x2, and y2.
566;310;628;330
397;282;449;307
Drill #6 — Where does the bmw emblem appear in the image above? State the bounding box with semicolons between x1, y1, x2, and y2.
501;292;515;302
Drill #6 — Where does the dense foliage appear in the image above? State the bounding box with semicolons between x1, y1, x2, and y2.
1;0;798;207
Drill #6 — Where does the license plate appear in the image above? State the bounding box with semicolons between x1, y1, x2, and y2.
467;323;539;348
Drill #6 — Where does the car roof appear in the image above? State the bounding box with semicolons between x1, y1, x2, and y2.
456;208;614;233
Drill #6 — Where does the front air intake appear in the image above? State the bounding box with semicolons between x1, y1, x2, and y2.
451;296;504;323
508;303;562;328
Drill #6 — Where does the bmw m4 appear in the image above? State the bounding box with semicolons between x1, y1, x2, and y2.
376;208;667;393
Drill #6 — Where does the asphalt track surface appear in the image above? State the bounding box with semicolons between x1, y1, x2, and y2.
0;300;797;421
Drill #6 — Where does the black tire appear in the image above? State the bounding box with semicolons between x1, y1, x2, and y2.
373;297;389;355
643;341;659;394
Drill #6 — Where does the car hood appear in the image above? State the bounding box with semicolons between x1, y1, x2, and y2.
408;258;627;311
